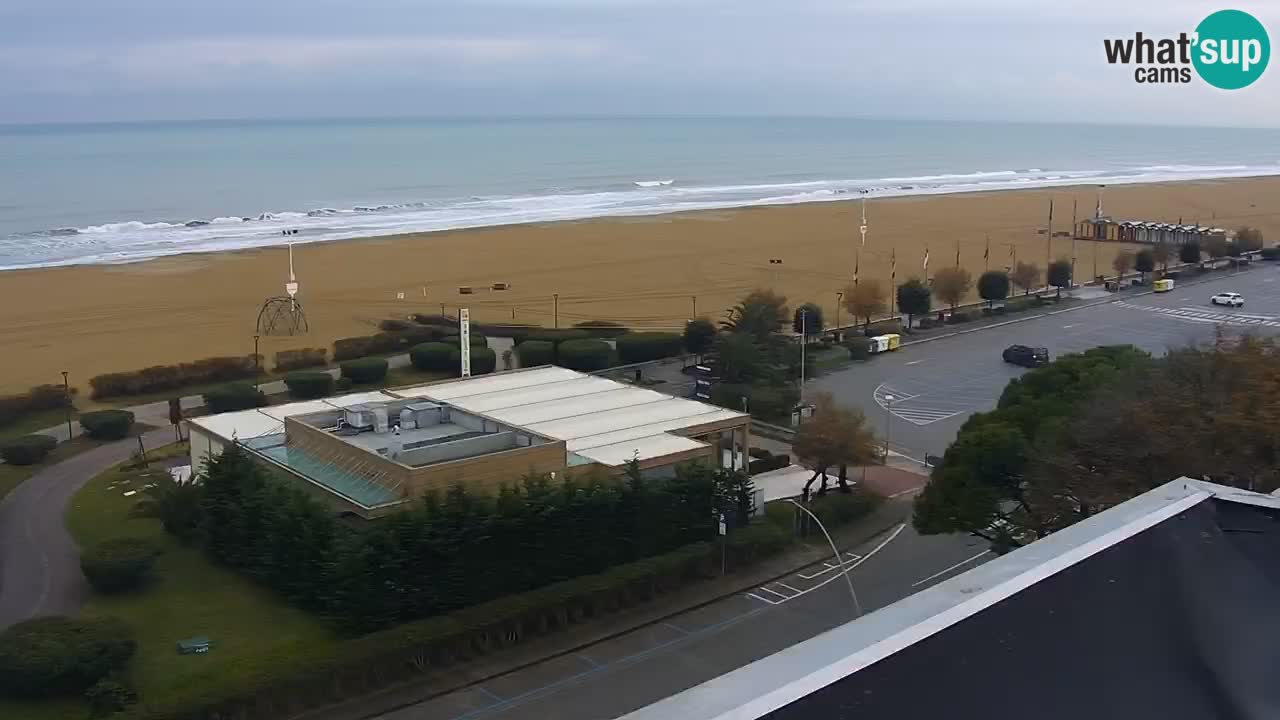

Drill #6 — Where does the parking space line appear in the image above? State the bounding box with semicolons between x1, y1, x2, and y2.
757;585;792;600
477;686;505;703
661;621;689;635
775;581;803;594
745;592;777;605
910;549;993;587
577;653;601;669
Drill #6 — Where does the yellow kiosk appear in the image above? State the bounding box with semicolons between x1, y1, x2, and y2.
1153;279;1174;293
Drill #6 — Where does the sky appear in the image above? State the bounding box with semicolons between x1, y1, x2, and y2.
1;0;1277;126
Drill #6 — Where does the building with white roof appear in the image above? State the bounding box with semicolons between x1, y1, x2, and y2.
186;367;750;519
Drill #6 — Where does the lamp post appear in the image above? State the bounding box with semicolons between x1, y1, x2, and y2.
61;371;72;441
786;498;861;616
883;394;894;461
835;291;843;339
799;308;806;403
253;334;260;388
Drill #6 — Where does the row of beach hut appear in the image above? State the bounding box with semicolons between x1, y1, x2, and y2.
1074;218;1228;246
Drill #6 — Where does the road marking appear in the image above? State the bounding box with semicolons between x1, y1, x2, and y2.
757;585;792;600
661;621;689;635
775;581;802;594
905;359;927;366
477;686;505;702
910;549;993;588
1062;324;1074;329
747;524;907;606
577;654;600;668
891;407;966;426
798;552;863;580
889;485;926;499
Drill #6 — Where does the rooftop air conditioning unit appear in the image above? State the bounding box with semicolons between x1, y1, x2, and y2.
344;405;374;430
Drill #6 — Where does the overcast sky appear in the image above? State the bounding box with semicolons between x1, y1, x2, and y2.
1;0;1276;126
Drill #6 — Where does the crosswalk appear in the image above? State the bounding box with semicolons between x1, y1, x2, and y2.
874;384;966;426
1115;301;1280;328
746;551;864;606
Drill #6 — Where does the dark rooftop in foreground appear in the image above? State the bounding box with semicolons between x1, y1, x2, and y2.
620;479;1280;720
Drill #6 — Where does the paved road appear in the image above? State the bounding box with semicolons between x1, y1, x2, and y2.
373;515;989;720
812;266;1280;460
0;427;176;628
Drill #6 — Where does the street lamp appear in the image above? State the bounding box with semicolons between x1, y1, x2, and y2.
61;371;72;441
786;498;861;616
883;394;894;461
835;291;844;339
253;334;261;389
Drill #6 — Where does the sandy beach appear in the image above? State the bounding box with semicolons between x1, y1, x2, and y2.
1;177;1276;394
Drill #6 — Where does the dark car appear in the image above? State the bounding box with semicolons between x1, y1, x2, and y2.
1002;344;1049;368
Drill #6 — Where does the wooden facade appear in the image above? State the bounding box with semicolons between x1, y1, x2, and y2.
1074;218;1227;247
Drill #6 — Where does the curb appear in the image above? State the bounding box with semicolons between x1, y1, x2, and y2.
297;504;910;720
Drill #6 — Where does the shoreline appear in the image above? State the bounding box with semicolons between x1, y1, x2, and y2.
5;171;1279;274
1;175;1276;393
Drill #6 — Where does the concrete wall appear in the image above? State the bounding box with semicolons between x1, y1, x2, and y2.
398;431;517;467
188;426;224;476
283;417;411;490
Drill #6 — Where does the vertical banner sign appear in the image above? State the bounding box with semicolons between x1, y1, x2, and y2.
460;308;472;377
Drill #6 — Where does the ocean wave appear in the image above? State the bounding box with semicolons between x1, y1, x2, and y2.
7;161;1280;270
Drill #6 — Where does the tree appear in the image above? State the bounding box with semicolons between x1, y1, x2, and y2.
1011;261;1041;296
791;393;877;499
683;318;717;356
1046;259;1072;298
714;331;765;384
1134;248;1155;283
792;303;824;339
895;278;932;328
0;617;135;698
723;289;789;342
1112;250;1134;282
1235;225;1264;253
133;468;204;543
842;280;887;331
977;271;1010;308
1204;234;1228;260
1179;240;1202;265
80;538;161;594
1152;241;1171;272
931;266;972;311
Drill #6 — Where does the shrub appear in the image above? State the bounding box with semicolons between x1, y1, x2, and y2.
340;357;389;384
573;320;631;338
441;333;488;348
86;678;137;717
0;616;135;698
0;384;74;428
378;318;412;332
810;489;882;528
748;453;791;474
450;347;497;376
845;337;871;362
683;318;718;355
284;371;333;399
334;377;353;392
203;382;268;414
409;342;456;372
273;347;327;372
556;339;613;371
80;538;161;594
0;434;57;465
711;382;797;421
1261;246;1280;261
517;329;591;348
89;355;257;400
616;332;683;364
79;410;134;441
947;311;974;324
333;327;446;362
409;313;455;327
515;340;556;367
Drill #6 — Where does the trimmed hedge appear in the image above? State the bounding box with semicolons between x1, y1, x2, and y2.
79;409;135;441
0;384;73;428
273;348;327;372
0;616;135;699
572;320;631;338
450;347;497;376
89;356;258;400
334;377;353;392
710;383;798;421
332;327;448;362
515;340;555;368
203;383;268;414
514;329;591;347
844;337;871;361
284;372;334;400
555;339;613;372
0;434;57;465
441;333;488;348
378;319;413;332
410;342;456;372
615;332;683;364
340;358;389;384
80;538;161;594
1261;246;1280;261
747;452;791;474
946;311;975;324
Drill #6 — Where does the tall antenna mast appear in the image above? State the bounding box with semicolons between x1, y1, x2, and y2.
285;243;299;310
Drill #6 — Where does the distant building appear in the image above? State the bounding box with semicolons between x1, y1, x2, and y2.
187;366;750;519
623;478;1280;720
1075;217;1227;246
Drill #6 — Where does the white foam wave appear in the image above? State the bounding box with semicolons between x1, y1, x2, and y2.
634;179;675;187
7;162;1280;270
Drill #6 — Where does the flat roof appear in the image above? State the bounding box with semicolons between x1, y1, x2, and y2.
620;479;1280;720
188;390;400;441
390;366;747;465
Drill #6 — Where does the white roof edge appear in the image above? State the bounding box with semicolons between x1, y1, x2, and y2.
618;478;1263;720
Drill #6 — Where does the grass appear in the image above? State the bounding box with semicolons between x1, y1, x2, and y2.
0;406;79;442
0;444;340;719
0;422;157;504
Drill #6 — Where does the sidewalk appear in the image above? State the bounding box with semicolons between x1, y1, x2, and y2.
299;495;912;720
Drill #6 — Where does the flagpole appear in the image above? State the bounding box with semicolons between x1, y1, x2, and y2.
1071;198;1078;287
955;238;960;268
1046;198;1054;271
857;190;868;287
985;234;990;271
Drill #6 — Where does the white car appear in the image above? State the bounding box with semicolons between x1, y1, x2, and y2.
1210;292;1244;308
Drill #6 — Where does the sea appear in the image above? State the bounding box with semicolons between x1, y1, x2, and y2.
2;117;1279;271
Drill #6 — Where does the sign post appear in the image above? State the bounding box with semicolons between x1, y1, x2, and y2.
719;513;727;576
459;308;472;377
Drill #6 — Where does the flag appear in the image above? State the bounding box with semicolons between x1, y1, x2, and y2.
854;251;860;285
984;235;990;260
922;246;930;274
891;248;897;282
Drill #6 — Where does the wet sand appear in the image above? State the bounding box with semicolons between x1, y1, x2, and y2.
1;177;1275;394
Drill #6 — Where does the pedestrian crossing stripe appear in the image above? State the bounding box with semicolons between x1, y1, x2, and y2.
1115;301;1280;328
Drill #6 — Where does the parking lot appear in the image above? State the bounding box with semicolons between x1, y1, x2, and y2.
812;265;1280;460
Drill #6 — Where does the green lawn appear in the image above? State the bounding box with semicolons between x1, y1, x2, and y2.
0;422;158;503
0;406;78;442
1;444;340;719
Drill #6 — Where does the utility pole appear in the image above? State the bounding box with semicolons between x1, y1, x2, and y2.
61;371;72;441
553;293;559;328
835;291;843;337
691;295;697;319
799;308;806;402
